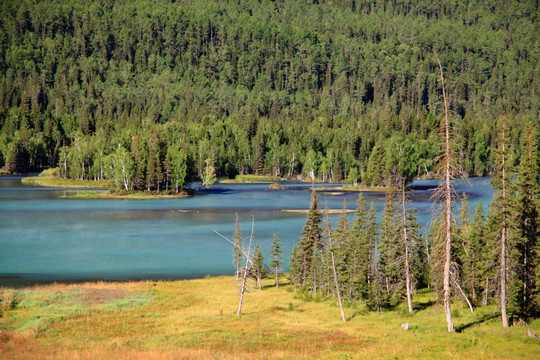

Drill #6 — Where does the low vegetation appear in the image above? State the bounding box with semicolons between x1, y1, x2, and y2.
221;175;281;184
60;190;191;200
0;277;538;360
21;175;112;189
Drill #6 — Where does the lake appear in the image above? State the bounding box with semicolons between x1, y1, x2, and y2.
0;176;494;286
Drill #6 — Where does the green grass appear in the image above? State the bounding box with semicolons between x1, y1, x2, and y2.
61;190;191;200
1;277;538;359
220;174;281;183
22;173;112;188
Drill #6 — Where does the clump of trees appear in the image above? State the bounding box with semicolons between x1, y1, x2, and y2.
287;120;539;329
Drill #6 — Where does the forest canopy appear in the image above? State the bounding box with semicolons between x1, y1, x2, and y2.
0;0;538;188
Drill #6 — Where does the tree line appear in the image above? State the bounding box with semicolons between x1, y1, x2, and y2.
0;0;538;188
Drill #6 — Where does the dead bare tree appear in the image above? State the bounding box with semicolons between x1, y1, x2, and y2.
215;216;255;317
436;55;454;332
324;210;346;322
400;181;414;314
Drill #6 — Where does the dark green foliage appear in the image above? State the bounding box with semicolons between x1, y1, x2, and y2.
252;243;265;290
270;234;283;289
0;0;537;182
290;190;322;291
348;195;376;302
514;123;540;316
373;192;402;309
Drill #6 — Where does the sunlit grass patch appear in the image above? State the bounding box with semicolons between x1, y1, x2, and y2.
1;277;539;359
22;175;112;188
0;283;152;337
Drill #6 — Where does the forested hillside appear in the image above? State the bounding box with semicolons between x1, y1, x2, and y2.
0;0;538;188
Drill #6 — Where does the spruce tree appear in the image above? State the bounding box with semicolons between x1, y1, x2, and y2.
269;234;283;291
297;190;322;291
376;191;402;309
350;194;377;303
146;133;163;193
333;200;352;300
514;122;540;316
489;118;514;327
462;201;487;305
252;243;265;290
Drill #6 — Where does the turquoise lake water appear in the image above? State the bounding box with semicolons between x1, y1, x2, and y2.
0;176;494;286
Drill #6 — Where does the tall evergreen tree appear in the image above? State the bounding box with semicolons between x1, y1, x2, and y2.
269;234;283;291
462;201;487;305
489;118;514;328
252;243;265;291
514;122;540;316
375;192;402;309
349;194;377;303
291;190;322;291
146;133;163;193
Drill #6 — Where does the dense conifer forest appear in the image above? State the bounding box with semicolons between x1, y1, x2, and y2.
0;0;538;189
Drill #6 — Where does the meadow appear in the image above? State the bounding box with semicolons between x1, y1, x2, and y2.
1;277;538;359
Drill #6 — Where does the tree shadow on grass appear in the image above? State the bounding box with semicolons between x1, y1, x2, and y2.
412;300;436;311
455;313;500;333
261;280;291;290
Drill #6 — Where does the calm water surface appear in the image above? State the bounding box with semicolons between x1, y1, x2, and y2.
0;176;494;286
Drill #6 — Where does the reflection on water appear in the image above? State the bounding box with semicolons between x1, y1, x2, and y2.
0;176;494;285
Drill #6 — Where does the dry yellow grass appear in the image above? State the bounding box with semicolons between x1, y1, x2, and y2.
1;277;539;359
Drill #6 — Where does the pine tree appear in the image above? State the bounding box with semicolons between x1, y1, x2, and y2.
376;191;402;309
252;243;265;290
514;122;540;316
349;194;376;302
333;200;352;300
489;118;514;328
269;234;283;291
146;133;163;193
462;201;487;305
130;134;147;191
295;190;322;291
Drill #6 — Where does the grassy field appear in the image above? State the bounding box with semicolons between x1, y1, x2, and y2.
1;277;538;359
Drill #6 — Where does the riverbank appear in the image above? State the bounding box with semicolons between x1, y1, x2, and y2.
280;209;355;214
0;277;538;359
220;174;281;183
60;190;191;200
21;175;112;188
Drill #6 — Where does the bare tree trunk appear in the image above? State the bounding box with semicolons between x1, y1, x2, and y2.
453;277;474;313
402;182;414;313
326;221;346;322
330;248;346;322
237;219;254;317
483;277;489;306
438;57;454;332
500;125;509;328
501;227;508;327
275;267;279;291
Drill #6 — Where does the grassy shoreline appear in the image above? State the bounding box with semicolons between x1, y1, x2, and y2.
21;176;112;188
280;209;356;214
0;276;538;359
60;190;191;200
